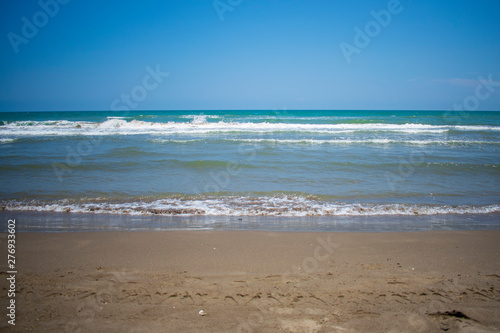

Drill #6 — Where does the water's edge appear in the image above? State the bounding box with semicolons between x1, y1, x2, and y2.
2;211;499;233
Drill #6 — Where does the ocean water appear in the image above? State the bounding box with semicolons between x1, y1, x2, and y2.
1;110;499;231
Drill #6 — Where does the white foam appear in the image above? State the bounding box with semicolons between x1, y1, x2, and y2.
0;120;95;136
0;138;16;143
234;138;436;145
149;138;497;146
455;125;500;131
3;197;499;217
150;139;204;143
99;118;128;128
2;118;499;137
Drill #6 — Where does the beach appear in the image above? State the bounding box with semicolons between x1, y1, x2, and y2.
2;229;500;332
3;0;500;331
1;111;499;331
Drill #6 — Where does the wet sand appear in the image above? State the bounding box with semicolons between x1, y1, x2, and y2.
1;230;500;332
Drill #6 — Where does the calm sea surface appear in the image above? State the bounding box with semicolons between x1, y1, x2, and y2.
1;110;499;231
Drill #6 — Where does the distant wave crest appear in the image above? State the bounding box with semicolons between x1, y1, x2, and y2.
2;118;500;137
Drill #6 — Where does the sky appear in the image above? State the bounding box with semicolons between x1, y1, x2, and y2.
1;0;500;111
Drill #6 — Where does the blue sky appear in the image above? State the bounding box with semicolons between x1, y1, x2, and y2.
1;0;499;111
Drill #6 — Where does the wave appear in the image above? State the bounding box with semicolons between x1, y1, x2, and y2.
0;138;16;143
150;139;205;144
179;114;220;122
455;125;500;131
2;119;500;137
221;138;499;146
150;138;499;146
2;196;499;217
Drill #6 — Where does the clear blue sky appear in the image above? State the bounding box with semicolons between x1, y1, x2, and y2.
1;0;499;111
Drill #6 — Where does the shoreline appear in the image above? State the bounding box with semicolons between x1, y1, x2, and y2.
1;230;499;332
2;211;500;233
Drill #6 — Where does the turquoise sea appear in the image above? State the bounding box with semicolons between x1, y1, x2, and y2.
1;110;499;231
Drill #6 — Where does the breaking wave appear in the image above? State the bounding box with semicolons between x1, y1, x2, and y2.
2;196;499;217
2;119;500;137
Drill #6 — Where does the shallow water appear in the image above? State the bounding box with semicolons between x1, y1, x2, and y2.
1;110;499;228
2;211;499;233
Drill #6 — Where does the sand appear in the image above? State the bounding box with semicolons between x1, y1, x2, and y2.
1;230;500;332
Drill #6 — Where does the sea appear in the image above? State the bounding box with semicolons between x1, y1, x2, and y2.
1;110;499;232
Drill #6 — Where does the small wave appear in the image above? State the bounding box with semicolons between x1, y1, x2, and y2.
0;138;16;143
179;114;219;118
455;125;500;131
179;115;220;123
2;118;500;137
99;118;128;128
2;196;499;217
191;115;208;124
107;116;127;119
150;139;204;144
149;138;499;146
233;138;499;145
